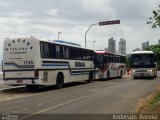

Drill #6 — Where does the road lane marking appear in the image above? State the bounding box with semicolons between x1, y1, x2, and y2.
12;110;19;114
23;108;29;111
47;100;53;103
19;95;88;120
36;103;43;106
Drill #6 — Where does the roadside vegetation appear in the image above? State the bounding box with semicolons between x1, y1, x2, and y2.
138;90;160;113
137;4;160;113
147;4;160;28
149;92;160;110
146;3;160;70
146;45;160;70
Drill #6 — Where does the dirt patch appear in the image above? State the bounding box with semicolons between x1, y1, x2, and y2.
0;88;38;102
136;84;160;114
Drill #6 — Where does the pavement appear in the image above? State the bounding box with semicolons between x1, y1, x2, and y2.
0;74;159;117
0;72;159;120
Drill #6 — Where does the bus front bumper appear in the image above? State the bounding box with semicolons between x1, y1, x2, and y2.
132;72;154;78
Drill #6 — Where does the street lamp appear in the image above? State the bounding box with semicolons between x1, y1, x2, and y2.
85;23;98;48
85;20;120;48
58;32;62;40
93;41;96;50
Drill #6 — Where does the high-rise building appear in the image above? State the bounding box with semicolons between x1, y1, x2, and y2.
105;47;108;52
142;41;149;50
119;38;126;55
158;39;160;45
108;37;116;53
133;48;140;52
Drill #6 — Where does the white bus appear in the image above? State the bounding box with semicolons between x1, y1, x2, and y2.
130;51;157;79
2;36;95;89
95;51;126;79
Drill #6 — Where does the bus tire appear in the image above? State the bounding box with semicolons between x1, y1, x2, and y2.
154;71;157;77
26;85;39;91
87;71;93;83
133;77;137;79
120;70;123;78
107;71;110;80
56;73;64;89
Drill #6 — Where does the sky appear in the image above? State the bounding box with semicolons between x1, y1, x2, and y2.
0;0;160;60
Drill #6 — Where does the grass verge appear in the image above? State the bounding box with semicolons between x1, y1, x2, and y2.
137;85;160;114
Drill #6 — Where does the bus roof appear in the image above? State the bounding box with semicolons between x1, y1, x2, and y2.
131;51;153;54
95;50;126;56
53;40;81;47
95;51;112;54
5;36;93;51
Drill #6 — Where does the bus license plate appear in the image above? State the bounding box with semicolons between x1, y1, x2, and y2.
17;80;23;83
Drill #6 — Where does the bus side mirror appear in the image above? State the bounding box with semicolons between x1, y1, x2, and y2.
129;57;131;62
153;64;156;67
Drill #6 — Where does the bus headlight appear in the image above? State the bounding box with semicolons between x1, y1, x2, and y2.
147;70;153;73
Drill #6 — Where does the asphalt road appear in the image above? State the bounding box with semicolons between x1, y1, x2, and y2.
0;75;160;120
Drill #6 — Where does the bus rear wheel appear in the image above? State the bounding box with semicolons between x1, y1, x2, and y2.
26;85;39;91
56;73;64;89
107;71;110;80
120;70;123;78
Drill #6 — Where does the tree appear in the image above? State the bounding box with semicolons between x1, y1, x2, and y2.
126;57;131;68
147;4;160;28
145;45;160;54
146;45;160;69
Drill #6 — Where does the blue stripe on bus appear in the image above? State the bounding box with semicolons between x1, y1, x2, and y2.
70;72;89;75
70;70;90;76
4;62;34;68
4;77;39;80
41;64;69;67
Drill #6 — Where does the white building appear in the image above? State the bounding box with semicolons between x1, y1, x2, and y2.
108;37;116;53
142;41;149;50
119;38;126;55
133;48;141;52
158;39;160;45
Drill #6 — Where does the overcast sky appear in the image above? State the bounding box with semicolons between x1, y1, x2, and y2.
0;0;160;59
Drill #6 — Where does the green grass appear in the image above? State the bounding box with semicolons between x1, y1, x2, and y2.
149;92;160;109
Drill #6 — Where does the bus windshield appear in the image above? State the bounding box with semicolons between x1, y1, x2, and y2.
131;54;154;68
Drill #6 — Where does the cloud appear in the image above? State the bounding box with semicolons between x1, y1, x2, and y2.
0;0;159;58
46;9;58;17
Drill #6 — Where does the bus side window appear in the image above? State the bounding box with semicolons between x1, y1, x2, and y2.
108;54;110;63
64;47;69;59
40;42;44;58
43;43;49;58
115;55;117;63
56;45;61;59
60;46;64;58
82;49;86;60
113;55;115;63
50;44;56;58
69;47;75;59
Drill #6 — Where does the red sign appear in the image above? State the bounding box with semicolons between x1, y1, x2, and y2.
99;20;120;26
